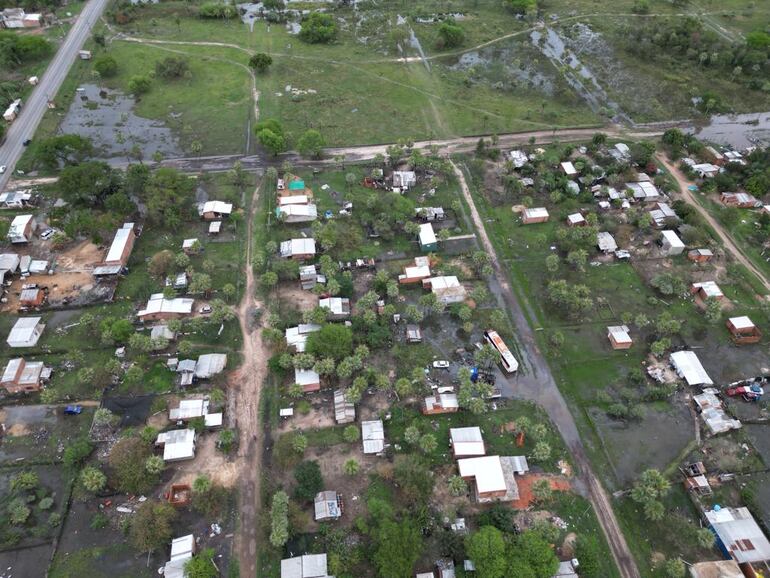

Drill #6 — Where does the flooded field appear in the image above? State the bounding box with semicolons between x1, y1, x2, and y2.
59;84;182;159
688;111;770;149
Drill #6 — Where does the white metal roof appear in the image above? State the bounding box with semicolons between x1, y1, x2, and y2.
692;281;723;298
597;232;618;252
424;393;459;412
607;325;632;344
524;207;549;219
138;294;194;317
156;429;196;461
362;420;385;454
7;317;44;347
509;150;529;167
671;351;713;386
450;427;485;457
401;264;431;280
457;455;506;494
104;225;133;264
314;491;341;520
209;221;222;233
199;200;233;215
151;325;176;341
280;204;318;221
182;238;199;249
8;215;33;239
285;324;321;352
561;161;577;175
280;553;331;578
279;195;309;206
661;230;685;249
567;213;585;224
318;297;350;316
169;398;208;420
627;181;660;199
295;368;320;386
728;316;755;330
419;223;437;245
1;358;24;383
281;238;316;257
195;353;227;378
0;253;20;272
706;507;770;564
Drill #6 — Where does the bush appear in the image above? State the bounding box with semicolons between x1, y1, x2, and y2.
128;75;151;96
294;461;323;501
93;54;118;77
436;21;464;49
198;2;238;18
38;497;54;510
155;56;190;79
299;12;337;44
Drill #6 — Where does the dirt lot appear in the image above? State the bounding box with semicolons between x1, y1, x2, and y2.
169;435;239;489
1;241;115;311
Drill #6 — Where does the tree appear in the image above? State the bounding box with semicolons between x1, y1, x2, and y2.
270;491;289;547
34;134;94;170
109;437;155;494
531;441;552;462
373;518;422;578
631;469;670;521
130;501;177;555
129;332;153;353
506;0;536;15
574;536;601;577
299;12;337;44
466;526;507;578
145;455;165;475
343;425;360;443
79;466;107;493
257;127;286;156
145;168;195;228
342;459;359;476
93;54;118;77
58;161;121;206
448;475;467;496
63;438;94;469
393;454;433;501
155;56;189;79
663;558;685;578
510;531;559;576
8;498;30;525
566;249;588;273
184;548;218;578
297;129;325;158
193;474;212;495
93;407;117;427
11;470;39;493
128;75;151;96
294;460;323;501
704;297;722;323
306;324;353;360
532;478;553;502
545;253;559;274
436;20;464;49
419;433;437;453
249;52;272;73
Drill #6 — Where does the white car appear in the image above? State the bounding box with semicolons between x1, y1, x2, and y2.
40;228;56;240
437;386;454;394
0;165;6;174
432;360;450;369
199;305;212;314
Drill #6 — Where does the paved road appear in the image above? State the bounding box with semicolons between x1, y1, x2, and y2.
0;0;110;191
451;160;641;578
656;152;770;293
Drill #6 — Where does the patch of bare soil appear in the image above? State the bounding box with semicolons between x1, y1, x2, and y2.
276;393;336;434
169;435;238;488
279;284;317;311
6;423;30;436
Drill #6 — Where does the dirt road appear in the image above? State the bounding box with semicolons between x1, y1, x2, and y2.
656;152;770;294
229;175;270;577
450;161;641;578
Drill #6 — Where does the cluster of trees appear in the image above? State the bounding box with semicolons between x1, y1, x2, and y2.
255;118;325;158
465;525;559;577
198;2;238;19
546;279;593;320
299;12;337;44
435;19;464;49
93;54;118;78
0;31;51;68
4;470;59;530
630;468;670;521
619;18;770;93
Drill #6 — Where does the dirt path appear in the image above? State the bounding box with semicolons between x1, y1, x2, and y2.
656;152;770;294
450;160;641;578
228;174;270;577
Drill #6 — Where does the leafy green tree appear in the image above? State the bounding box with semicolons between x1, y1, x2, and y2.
297;129;325;158
531;441;552;462
270;490;290;547
128;75;151;96
466;526;507;578
663;558;685;578
343;425;360;443
8;498;30;525
184;548;219;578
448;475;467;496
58;160;121;206
344;459;360;476
419;433;437;453
93;54;118;77
299;12;337;44
509;531;559;576
109;437;156;494
306;324;353;360
436;20;464;49
393;455;433;501
11;471;39;493
80;466;107;493
155;56;189;79
129;501;177;555
373;518;422;578
249;52;272;73
294;461;323;501
145;455;165;475
506;0;536;15
144;168;195;229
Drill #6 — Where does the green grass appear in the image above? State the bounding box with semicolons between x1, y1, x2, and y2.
49;545;155;578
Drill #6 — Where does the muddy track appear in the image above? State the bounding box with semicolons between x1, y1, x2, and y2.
656;152;770;294
451;160;641;578
229;174;269;577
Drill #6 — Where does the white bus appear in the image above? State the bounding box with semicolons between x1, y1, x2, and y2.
484;330;518;373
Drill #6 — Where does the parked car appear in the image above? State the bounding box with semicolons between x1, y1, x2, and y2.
0;166;6;174
432;360;450;369
22;139;31;146
437;386;454;394
63;405;83;415
726;384;763;402
199;305;212;314
40;228;55;240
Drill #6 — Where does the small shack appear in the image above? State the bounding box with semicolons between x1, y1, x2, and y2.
422;276;466;305
7;317;45;348
314;491;342;521
688;249;713;263
406;324;422;343
295;368;321;393
449;427;486;458
671;351;713;387
318;297;351;320
726;316;761;345
691;281;724;302
1;358;49;393
155;429;197;462
522;207;549;225
333;389;355;424
418;223;438;252
560;161;577;178
7;214;35;244
660;230;685;256
566;213;586;227
399;256;431;284
280;238;316;260
597;232;618;254
422;392;459;415
362;420;385;454
607;325;632;350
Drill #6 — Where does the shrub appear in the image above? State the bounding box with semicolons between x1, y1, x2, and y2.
155;56;190;79
299;12;337;44
93;54;117;77
294;461;323;501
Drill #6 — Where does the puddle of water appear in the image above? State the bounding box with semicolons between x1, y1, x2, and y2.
531;26;630;123
689;112;770;149
451;47;554;94
59;84;182;159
